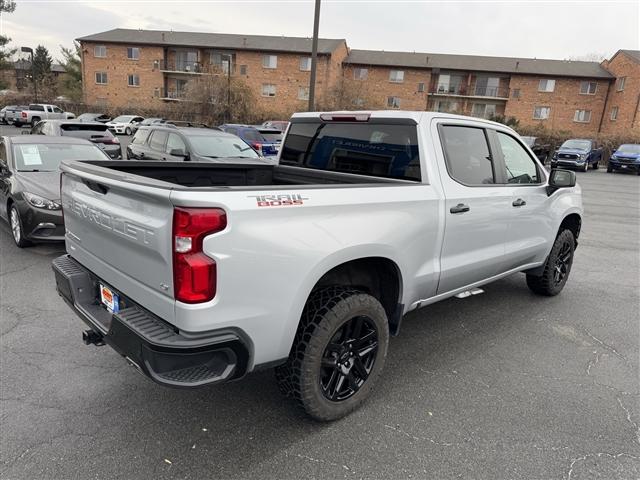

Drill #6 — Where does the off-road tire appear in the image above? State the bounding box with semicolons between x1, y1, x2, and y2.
275;286;389;421
526;229;575;296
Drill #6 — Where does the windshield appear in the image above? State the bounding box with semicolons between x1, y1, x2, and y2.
112;115;135;123
13;143;109;171
617;144;640;154
188;135;260;158
561;140;591;150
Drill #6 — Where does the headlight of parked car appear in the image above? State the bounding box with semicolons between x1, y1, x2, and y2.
579;154;587;161
23;192;61;210
610;154;618;160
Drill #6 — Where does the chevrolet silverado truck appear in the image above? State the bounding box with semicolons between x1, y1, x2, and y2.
53;111;583;421
13;104;75;127
551;138;602;172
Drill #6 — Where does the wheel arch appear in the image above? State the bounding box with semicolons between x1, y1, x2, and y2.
559;212;582;243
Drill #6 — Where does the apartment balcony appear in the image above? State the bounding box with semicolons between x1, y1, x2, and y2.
159;89;187;101
428;83;509;100
158;59;232;76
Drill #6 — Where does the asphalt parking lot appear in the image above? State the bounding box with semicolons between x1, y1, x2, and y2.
0;139;638;478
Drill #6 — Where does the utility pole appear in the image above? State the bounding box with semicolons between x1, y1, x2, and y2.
307;0;321;111
224;54;232;123
21;46;37;102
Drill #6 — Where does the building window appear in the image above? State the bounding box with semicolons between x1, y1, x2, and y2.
574;110;592;123
261;84;276;97
239;65;247;75
299;57;311;71
417;82;425;93
538;79;555;92
262;55;277;69
94;45;107;58
533;106;550;120
389;70;404;83
434;100;458;113
127;74;140;87
579;81;597;95
352;98;365;107
127;47;140;60
211;52;231;74
298;86;310;100
353;68;368;80
512;88;521;98
471;103;497;118
387;96;401;108
616;77;626;91
610;106;619;121
95;72;107;85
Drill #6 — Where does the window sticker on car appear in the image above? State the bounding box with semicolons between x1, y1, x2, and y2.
20;145;43;165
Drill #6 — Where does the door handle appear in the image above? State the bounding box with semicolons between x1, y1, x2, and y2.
512;198;526;207
450;203;470;214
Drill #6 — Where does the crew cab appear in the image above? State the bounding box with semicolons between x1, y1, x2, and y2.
52;111;582;421
13;104;75;127
551;139;602;172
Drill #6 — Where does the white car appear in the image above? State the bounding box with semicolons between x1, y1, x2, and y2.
106;115;144;135
54;110;582;421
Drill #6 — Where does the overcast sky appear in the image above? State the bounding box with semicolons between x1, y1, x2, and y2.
1;0;638;63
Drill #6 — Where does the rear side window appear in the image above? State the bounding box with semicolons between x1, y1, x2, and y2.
29;105;45;112
131;129;151;145
440;125;495;185
280;122;421;181
149;130;168;151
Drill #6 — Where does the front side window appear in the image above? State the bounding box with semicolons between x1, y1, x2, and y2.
299;57;311;71
574;110;592;123
353;68;368;80
298;86;309;100
166;133;187;154
610;106;618;120
533;106;550;120
262;55;277;69
127;74;140;87
387;96;401;109
440;125;495;185
148;130;168;151
280;122;421;181
579;81;597;95
389;70;404;83
617;77;626;91
95;72;107;84
127;47;140;60
496;132;540;184
538;79;555;92
94;45;106;58
261;84;276;97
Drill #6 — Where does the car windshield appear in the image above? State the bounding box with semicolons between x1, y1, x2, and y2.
561;140;591;150
617;144;640;154
13;143;109;171
188;135;260;158
521;136;535;147
112;115;135;123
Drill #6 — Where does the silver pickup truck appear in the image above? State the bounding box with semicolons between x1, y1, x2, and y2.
53;111;583;421
13;104;75;127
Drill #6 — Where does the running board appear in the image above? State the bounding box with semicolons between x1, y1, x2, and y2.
454;288;484;299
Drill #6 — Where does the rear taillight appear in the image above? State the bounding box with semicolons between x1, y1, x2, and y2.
21;112;27;118
251;142;263;154
172;207;227;303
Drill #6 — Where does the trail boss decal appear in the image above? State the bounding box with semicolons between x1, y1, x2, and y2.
248;194;308;207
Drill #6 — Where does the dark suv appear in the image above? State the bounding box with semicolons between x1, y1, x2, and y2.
126;125;269;163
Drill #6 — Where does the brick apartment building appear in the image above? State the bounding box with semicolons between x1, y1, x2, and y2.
77;29;638;136
0;61;66;93
600;50;640;135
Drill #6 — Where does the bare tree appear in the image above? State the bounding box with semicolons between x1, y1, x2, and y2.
320;76;383;110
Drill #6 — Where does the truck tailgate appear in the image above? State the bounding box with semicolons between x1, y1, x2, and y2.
61;166;176;322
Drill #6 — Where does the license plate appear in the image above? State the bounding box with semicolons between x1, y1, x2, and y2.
100;284;120;313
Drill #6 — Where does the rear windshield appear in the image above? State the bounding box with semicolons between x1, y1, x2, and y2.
242;129;263;143
13;143;108;171
61;124;113;140
280;121;421;181
131;129;151;145
258;130;283;143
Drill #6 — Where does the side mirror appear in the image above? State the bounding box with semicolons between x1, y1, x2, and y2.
170;148;187;157
0;164;11;176
547;169;576;196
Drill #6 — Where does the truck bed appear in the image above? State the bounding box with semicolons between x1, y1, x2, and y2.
69;161;408;190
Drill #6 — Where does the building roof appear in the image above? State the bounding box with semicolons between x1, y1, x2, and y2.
345;49;613;79
77;28;346;55
12;61;66;73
